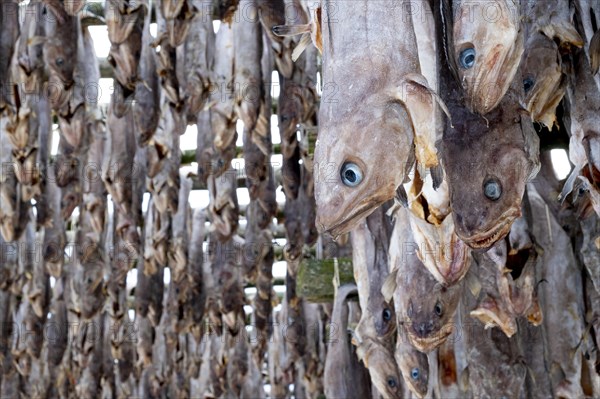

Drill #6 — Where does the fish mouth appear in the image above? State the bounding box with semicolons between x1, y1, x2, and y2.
407;325;453;352
317;197;385;237
458;207;521;250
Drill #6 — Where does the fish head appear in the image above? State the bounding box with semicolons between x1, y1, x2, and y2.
314;98;413;237
395;250;462;352
448;139;527;249
450;1;524;114
359;341;404;399
521;32;565;127
404;281;461;352
396;339;429;398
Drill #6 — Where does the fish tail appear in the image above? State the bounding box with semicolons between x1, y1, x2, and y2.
271;24;310;37
590;29;600;75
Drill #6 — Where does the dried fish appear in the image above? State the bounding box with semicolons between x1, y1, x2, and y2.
442;0;524;114
387;207;462;353
314;0;442;237
324;284;371;399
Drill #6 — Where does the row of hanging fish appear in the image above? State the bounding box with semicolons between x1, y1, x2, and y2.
0;0;331;397
271;0;600;397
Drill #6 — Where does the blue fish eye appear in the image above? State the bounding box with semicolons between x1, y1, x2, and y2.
459;47;476;69
483;178;502;201
523;77;535;92
411;367;420;380
340;162;363;187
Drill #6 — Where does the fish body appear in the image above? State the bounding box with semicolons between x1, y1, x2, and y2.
324;284;371;399
314;0;443;237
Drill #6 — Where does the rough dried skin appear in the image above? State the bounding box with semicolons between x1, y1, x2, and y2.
352;205;396;341
522;32;567;128
444;0;524;114
404;170;471;286
233;0;263;132
324;284;371;399
185;209;206;340
137;203;164;326
0;0;19;110
395;330;430;398
159;0;196;47
389;208;462;353
211;24;238;170
469;237;540;338
180;10;214;122
108;11;143;92
256;0;294;78
315;1;439;237
208;168;239;241
43;5;78;86
441;67;539;249
528;185;586;398
134;7;160;146
574;0;600;91
464;324;527;398
168;173;192;283
354;337;404;399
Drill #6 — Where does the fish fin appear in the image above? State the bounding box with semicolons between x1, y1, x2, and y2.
465;270;481;298
291;33;312;62
520;115;541;181
393;74;452;169
540;22;584;49
272;24;310;37
590;29;600;75
381;268;398;303
558;165;581;203
430;164;444;190
395;185;409;208
402;73;453;124
28;36;47;47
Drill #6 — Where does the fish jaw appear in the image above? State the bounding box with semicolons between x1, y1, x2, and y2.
406;321;454;353
316;191;391;237
455;206;521;250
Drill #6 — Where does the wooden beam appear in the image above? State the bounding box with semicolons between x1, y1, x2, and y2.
297;258;355;303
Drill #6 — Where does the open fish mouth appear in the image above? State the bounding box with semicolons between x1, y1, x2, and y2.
459;208;521;250
407;326;453;352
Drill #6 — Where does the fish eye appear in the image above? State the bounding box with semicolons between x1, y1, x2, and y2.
387;376;397;388
411;367;420;380
459;47;476;69
434;302;443;317
523;77;535;93
382;308;392;322
340;162;363;187
56;58;64;67
483;178;502;201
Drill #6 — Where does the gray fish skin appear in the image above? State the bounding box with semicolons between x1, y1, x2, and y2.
324;284;371;399
389;207;463;353
351;204;404;399
440;66;539;250
528;184;587;398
